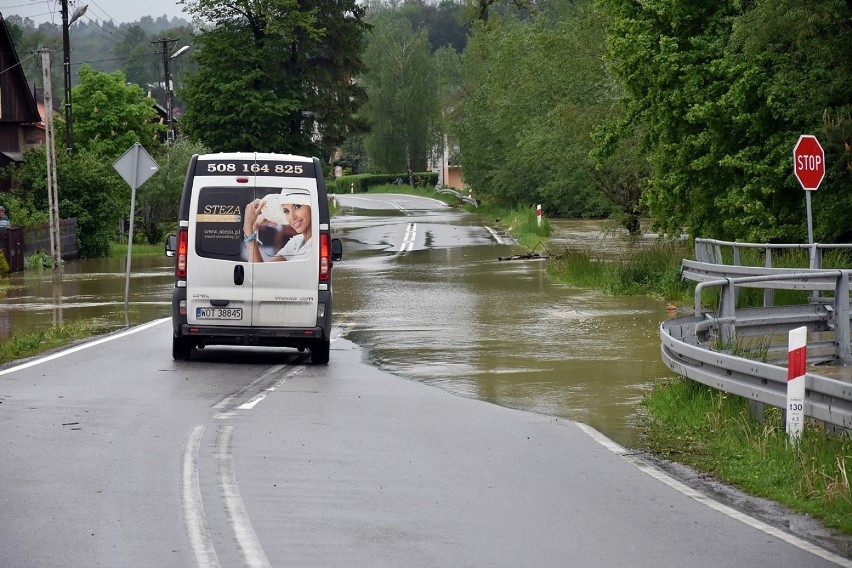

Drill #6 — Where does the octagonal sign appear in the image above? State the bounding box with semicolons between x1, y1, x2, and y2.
793;134;825;191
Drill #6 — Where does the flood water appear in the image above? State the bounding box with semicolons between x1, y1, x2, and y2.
332;214;671;448
0;215;672;448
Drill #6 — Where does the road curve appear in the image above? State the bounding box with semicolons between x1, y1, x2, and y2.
0;320;848;567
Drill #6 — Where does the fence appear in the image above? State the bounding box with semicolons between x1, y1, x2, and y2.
659;238;852;430
0;219;79;272
22;218;78;260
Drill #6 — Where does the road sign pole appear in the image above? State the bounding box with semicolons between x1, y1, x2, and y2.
124;147;139;320
113;143;160;323
793;135;825;265
805;190;814;266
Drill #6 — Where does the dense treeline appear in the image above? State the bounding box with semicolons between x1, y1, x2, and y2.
454;0;852;240
3;0;851;257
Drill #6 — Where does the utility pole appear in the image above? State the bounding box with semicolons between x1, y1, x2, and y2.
40;48;62;276
152;38;189;144
60;0;87;154
153;38;176;143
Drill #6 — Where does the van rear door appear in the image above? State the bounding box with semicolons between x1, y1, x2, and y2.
186;162;256;328
249;182;320;328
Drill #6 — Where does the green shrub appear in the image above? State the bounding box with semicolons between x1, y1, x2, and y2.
330;172;438;193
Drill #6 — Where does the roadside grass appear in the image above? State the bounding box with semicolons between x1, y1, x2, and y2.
361;183;459;207
474;202;553;250
545;241;693;302
642;377;852;534
0;318;113;366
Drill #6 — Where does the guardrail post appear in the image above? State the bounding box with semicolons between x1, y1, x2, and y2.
764;246;774;307
834;271;851;365
720;278;736;345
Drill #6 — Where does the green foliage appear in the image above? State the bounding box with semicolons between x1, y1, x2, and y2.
24;251;52;269
72;66;163;159
179;0;369;157
0;191;47;228
137;139;210;244
456;2;621;219
0;251;9;274
8;147;125;259
362;13;442;174
642;378;852;533
331;172;438;193
597;0;852;242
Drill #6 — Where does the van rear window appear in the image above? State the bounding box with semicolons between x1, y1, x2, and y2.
195;187;249;259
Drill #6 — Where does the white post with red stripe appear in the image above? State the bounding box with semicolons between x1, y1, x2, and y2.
786;326;807;443
536;204;542;227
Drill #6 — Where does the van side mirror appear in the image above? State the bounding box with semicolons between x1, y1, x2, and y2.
331;238;343;262
165;234;177;257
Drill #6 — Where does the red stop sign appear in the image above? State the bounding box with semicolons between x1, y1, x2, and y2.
793;134;825;190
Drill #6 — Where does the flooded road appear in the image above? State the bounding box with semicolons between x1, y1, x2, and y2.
0;207;671;448
0;255;174;340
332;205;671;448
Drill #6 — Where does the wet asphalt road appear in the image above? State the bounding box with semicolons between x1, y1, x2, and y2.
0;321;847;567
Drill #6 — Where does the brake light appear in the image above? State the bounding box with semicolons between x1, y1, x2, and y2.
319;232;331;282
176;228;188;279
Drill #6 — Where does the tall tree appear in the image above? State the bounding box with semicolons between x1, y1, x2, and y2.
178;0;369;157
361;13;441;178
456;2;618;219
71;65;162;159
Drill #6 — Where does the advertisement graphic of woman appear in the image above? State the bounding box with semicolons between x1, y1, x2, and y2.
243;192;313;262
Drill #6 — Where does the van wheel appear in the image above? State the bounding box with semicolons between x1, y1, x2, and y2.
173;335;193;361
311;340;330;365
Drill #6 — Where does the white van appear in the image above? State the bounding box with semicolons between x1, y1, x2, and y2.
167;152;342;363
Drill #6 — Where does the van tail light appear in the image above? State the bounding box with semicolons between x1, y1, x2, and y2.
176;228;188;279
319;232;331;282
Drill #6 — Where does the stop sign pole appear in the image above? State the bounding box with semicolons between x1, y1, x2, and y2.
793;134;825;268
792;134;825;255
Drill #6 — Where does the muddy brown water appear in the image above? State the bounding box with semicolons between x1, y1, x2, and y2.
0;218;672;448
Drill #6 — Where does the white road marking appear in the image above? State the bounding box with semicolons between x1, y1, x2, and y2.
182;425;221;568
213;364;288;411
341;195;407;212
0;317;169;376
237;365;305;410
217;425;271;568
484;226;505;245
575;423;852;568
398;222;416;254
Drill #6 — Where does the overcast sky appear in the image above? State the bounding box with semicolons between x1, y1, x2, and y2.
2;0;189;26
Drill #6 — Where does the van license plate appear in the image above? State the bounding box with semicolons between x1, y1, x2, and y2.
196;307;242;320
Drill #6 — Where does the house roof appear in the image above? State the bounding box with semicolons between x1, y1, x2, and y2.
0;14;42;124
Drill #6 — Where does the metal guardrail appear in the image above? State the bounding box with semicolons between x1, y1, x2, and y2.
659;238;852;430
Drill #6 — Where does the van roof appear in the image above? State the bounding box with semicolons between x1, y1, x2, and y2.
198;152;314;163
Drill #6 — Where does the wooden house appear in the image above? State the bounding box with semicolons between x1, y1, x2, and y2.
0;14;44;188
